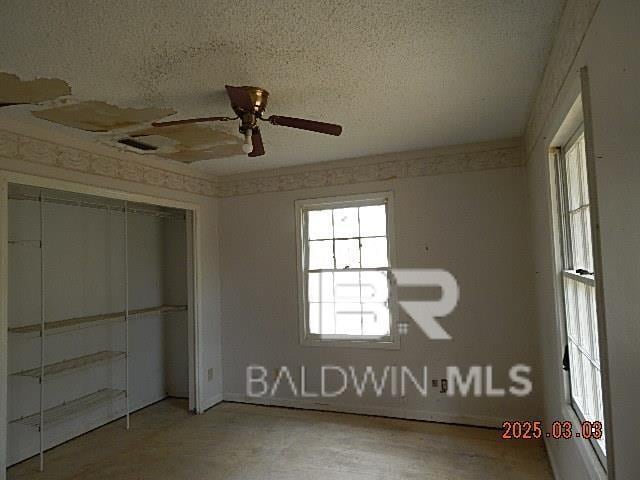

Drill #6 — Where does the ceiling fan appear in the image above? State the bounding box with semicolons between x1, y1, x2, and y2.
151;85;343;157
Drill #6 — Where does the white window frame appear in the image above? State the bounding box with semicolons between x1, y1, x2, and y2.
553;124;607;467
295;191;399;349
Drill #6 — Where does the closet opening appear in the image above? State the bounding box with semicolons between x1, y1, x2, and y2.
6;183;196;470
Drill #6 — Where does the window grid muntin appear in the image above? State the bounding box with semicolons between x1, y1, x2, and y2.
562;131;594;272
303;200;391;338
557;129;606;457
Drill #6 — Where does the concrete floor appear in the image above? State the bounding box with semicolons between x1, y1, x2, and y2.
8;399;553;479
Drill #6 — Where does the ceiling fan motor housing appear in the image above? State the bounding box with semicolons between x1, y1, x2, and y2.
231;86;269;133
230;86;269;115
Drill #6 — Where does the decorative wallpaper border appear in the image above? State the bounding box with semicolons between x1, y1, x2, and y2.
1;128;524;198
215;143;524;197
0;128;218;197
524;0;600;154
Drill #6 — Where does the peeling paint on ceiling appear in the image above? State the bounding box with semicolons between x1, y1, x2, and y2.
32;101;175;132
131;123;239;149
0;0;565;174
129;123;243;163
160;144;245;163
0;72;70;105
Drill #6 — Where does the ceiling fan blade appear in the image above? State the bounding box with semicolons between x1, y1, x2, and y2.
225;85;255;113
151;116;235;127
267;115;342;136
248;127;265;157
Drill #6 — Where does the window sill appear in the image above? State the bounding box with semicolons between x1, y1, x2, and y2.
301;336;400;350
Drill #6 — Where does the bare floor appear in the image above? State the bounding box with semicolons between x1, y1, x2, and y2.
9;400;553;479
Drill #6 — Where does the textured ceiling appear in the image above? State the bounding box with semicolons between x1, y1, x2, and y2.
0;0;564;175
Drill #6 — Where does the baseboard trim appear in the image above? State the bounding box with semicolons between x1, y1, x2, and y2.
222;393;503;428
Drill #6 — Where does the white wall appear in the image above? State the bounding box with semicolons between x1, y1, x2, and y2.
127;209;168;410
527;2;640;479
196;201;224;408
220;166;540;425
163;216;189;398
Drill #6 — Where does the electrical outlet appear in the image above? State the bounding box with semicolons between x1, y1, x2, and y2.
440;378;448;393
207;368;214;381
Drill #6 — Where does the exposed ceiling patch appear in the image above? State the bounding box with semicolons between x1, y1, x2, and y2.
0;72;71;105
32;101;175;132
1;71;243;164
129;123;243;163
160;144;244;163
131;123;239;148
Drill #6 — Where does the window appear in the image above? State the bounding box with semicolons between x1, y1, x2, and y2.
296;192;397;348
555;128;606;459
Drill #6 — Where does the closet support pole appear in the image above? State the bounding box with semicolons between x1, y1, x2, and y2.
38;192;45;471
124;201;130;430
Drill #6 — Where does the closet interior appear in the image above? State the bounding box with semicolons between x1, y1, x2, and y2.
6;183;192;468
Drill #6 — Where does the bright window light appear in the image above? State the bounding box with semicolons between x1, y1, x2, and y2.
297;193;396;347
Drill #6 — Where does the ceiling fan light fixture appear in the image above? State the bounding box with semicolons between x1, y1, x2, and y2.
151;85;342;158
241;130;253;153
